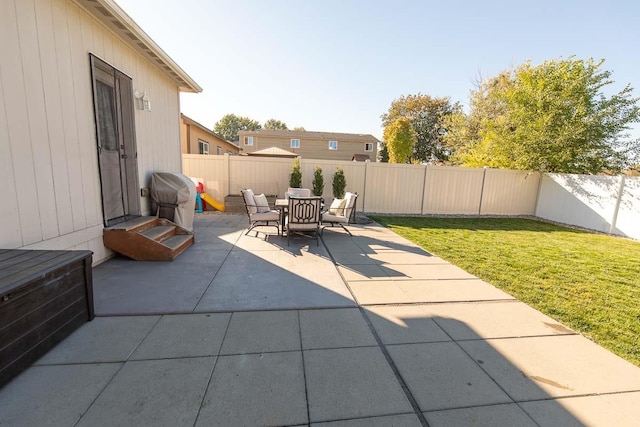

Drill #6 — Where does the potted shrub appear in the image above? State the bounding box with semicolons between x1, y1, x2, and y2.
312;166;324;196
289;157;302;188
332;166;346;199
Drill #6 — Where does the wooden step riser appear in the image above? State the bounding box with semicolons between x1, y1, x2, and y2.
140;226;176;242
103;217;194;261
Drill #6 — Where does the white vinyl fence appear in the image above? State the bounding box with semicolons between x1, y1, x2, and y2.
183;154;540;216
183;154;640;239
536;174;640;239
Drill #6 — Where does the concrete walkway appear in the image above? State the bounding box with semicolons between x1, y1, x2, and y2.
1;213;640;426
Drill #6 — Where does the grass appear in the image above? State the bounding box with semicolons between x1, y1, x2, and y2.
369;216;640;367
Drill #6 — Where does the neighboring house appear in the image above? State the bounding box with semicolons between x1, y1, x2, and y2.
1;0;201;264
180;114;239;155
237;129;379;161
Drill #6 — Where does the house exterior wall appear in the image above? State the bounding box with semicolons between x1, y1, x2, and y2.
0;0;186;264
237;130;379;161
180;116;239;155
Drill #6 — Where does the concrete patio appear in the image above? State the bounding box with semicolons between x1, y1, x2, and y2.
1;212;640;426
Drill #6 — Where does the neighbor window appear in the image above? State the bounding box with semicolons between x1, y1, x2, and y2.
198;140;209;154
216;146;222;155
291;138;300;148
364;142;374;152
328;140;338;150
244;136;254;146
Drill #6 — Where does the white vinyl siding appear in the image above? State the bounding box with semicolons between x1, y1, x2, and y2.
1;0;184;264
291;138;300;148
328;140;338;150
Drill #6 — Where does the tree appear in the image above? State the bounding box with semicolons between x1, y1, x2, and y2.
263;119;288;130
312;166;324;196
383;118;416;163
293;126;306;131
331;167;346;198
445;57;640;174
378;141;390;162
381;94;461;163
213;114;261;142
289;157;302;188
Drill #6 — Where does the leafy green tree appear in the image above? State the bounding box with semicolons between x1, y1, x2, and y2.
383;118;416;163
263;119;288;130
213;114;261;142
445;57;640;173
289;157;302;188
378;141;390;162
332;167;346;198
312;166;324;196
381;94;461;163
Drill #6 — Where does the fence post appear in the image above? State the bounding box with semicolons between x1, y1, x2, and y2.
478;166;488;215
421;165;428;215
609;174;626;235
362;161;368;213
225;153;231;196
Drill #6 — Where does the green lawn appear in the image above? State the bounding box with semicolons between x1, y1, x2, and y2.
369;216;640;366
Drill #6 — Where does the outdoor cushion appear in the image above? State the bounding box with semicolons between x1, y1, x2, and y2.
254;193;270;213
321;212;348;224
250;211;279;221
242;189;257;214
328;198;347;216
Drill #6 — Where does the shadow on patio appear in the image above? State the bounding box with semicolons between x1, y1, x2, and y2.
1;212;639;426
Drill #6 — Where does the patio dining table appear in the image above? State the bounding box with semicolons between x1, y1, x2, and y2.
274;199;288;234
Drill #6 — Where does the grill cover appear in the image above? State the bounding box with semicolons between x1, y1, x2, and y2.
150;172;196;231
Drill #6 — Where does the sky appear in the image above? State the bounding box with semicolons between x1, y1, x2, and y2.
114;0;640;141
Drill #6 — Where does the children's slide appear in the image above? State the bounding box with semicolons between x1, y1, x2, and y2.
201;193;225;212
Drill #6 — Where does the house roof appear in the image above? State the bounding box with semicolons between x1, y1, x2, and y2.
246;147;299;158
77;0;201;93
238;129;380;143
352;154;371;162
181;114;237;147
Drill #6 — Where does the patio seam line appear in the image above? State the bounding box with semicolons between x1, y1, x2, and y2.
319;233;361;306
71;362;127;427
192;310;233;426
321;231;430;426
427;321;543;426
132;315;164;353
296;310;311;425
358;306;430;427
68;314;165;423
190;244;237;313
358;299;521;307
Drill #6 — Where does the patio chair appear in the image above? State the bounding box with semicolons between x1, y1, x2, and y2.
241;189;280;237
285;187;311;199
286;196;322;246
321;192;358;236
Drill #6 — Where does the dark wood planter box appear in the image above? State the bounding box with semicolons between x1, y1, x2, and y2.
0;249;94;388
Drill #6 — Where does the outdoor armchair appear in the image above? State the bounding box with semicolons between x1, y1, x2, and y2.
241;189;280;237
286;196;322;246
321;192;358;236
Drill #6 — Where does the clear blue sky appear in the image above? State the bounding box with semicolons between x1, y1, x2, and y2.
115;0;640;141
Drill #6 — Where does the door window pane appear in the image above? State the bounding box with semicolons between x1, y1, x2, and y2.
96;81;118;151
